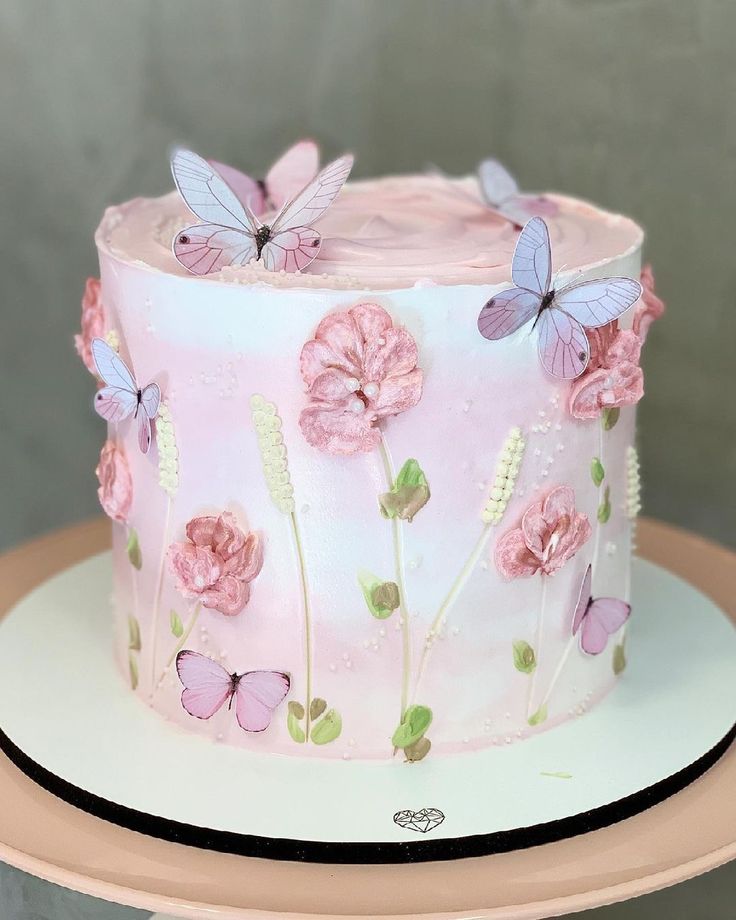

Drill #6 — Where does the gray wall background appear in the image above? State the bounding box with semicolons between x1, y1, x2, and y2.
0;1;735;917
1;0;735;553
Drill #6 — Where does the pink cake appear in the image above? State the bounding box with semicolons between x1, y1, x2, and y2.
78;152;665;762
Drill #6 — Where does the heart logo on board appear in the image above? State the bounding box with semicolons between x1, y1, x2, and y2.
393;807;445;834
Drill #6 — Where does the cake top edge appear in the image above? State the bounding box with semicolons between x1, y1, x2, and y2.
95;172;644;292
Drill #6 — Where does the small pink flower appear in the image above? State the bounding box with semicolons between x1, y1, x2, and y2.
568;323;643;420
299;302;423;454
495;486;592;580
168;512;263;616
75;277;105;374
96;440;133;524
633;264;666;343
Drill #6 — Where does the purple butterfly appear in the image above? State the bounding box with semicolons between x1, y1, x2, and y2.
170;147;353;275
91;338;160;454
477;217;642;378
478;159;559;226
209;139;319;218
572;565;631;655
176;650;290;733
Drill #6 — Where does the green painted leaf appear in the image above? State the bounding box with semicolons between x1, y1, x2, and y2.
597;486;612;524
310;697;327;721
613;642;627;675
288;700;305;720
590;457;605;487
528;703;548;726
358;570;399;619
126;529;142;570
602;407;620;431
512;639;536;674
127;616;141;651
404;736;432;762
379;459;430;522
311;709;342;745
287;710;306;743
129;653;139;690
170;610;184;638
391;704;433;749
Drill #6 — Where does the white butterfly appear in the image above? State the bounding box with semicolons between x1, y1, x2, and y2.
91;338;161;454
170;148;353;275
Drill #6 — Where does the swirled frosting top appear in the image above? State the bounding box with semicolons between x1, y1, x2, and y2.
96;175;643;291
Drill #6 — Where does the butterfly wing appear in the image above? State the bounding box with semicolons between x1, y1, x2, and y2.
170;148;259;233
94;386;137;422
270;154;353;234
176;650;234;720
208;159;265;216
265;139;320;211
140;383;161;420
478;158;519;207
580;598;631;655
137;409;153;454
537;308;591;378
261;227;321;273
572;565;593;636
511;217;552;296
477;287;541;340
173;223;258;275
234;670;290;732
554;277;643;328
91;338;135;391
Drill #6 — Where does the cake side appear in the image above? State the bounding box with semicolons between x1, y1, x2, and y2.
81;181;655;760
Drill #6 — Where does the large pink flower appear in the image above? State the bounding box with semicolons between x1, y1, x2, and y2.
74;277;105;374
633;264;666;343
298;302;423;454
495;486;592;579
568;322;643;420
96;440;132;524
168;513;263;616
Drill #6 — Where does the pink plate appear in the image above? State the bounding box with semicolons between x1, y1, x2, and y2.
0;518;735;919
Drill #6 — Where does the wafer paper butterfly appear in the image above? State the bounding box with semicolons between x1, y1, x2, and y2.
572;565;631;655
209;139;319;218
91;338;161;454
477;217;642;378
171;147;353;275
478;159;559;226
176;650;290;733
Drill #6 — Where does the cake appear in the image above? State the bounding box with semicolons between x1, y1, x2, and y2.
78;142;665;762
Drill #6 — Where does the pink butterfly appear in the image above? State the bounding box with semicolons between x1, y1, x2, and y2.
176;649;290;733
478;159;559;227
572;565;631;655
171;147;353;275
477;217;642;378
209;139;319;217
91;338;161;454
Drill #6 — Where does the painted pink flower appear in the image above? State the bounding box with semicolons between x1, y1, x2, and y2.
298;302;423;454
568;322;643;420
168;512;263;616
495;486;592;579
633;264;666;343
96;440;132;524
74;277;105;374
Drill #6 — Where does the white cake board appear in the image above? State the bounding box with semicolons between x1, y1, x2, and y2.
0;552;733;865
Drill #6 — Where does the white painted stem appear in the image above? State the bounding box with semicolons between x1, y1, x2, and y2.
149;497;172;698
411;523;492;705
378;436;411;721
526;575;549;719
